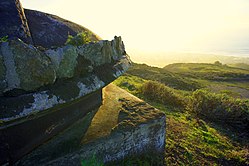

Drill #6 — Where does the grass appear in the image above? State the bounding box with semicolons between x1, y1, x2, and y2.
127;63;202;91
113;63;249;165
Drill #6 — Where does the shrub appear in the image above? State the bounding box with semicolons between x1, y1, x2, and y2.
81;155;104;166
214;61;222;66
189;89;249;130
0;35;8;42
66;31;92;46
141;80;185;107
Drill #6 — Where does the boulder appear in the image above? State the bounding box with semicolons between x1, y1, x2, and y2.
24;9;101;48
111;36;126;60
46;45;78;79
0;39;56;94
77;42;108;66
0;36;128;95
77;36;126;66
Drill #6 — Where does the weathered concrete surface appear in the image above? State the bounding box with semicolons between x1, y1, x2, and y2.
0;89;102;165
0;0;32;44
16;84;166;165
77;84;166;164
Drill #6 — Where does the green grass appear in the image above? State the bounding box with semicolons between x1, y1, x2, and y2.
113;74;146;95
113;63;249;165
126;63;202;91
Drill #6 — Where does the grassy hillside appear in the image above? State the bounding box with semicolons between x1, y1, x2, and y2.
113;62;249;165
164;63;249;81
228;63;249;70
127;63;201;91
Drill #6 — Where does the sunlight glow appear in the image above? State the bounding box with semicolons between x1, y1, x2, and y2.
22;0;249;56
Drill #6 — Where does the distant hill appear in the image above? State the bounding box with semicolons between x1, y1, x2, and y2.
126;62;249;98
228;63;249;70
130;51;249;67
164;63;249;81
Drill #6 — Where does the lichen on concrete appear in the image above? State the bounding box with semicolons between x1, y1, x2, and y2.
1;42;21;91
77;76;105;98
25;92;65;112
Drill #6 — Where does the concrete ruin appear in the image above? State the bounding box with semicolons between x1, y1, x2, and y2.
0;0;166;165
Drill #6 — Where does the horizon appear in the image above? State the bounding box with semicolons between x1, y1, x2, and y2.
22;0;249;61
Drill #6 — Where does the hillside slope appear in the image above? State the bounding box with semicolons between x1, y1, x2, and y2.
114;62;249;165
164;63;249;81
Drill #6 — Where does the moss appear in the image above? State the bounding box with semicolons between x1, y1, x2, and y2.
114;98;164;131
0;36;8;42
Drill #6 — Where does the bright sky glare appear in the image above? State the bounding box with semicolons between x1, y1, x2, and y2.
22;0;249;56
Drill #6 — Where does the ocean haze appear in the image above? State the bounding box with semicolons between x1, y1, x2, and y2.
130;51;249;68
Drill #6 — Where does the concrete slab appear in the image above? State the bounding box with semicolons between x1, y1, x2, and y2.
16;84;166;165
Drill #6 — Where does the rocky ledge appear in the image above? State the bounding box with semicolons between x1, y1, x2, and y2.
0;36;131;122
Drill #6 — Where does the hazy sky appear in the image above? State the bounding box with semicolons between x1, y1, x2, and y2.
22;0;249;56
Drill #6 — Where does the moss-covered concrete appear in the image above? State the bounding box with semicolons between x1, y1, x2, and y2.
22;84;166;165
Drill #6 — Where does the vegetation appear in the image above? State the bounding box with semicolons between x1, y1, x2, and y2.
113;62;249;165
66;31;92;46
81;155;104;166
189;89;249;131
127;63;201;91
0;35;8;42
141;81;185;107
228;63;249;70
214;61;223;66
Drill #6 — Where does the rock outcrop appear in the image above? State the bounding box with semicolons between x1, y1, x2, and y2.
0;36;128;96
0;39;56;94
24;9;100;48
0;37;130;121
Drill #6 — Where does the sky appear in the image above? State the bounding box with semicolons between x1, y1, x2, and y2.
22;0;249;57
